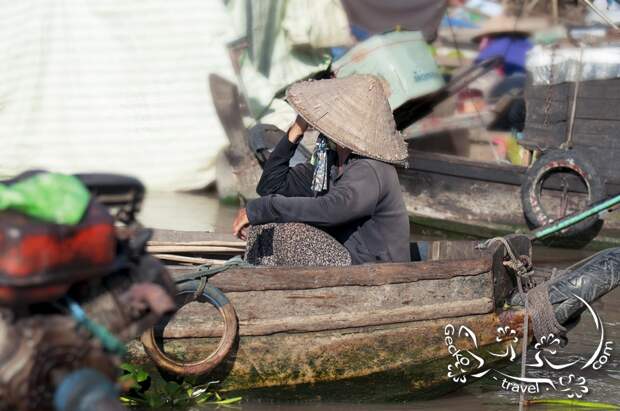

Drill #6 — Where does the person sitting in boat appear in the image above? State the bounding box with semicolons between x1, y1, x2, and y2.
232;74;410;266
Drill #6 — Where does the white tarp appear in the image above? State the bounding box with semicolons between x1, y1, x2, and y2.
0;0;235;190
527;45;620;85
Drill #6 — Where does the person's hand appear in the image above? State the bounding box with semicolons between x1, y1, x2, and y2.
288;115;308;143
232;208;250;240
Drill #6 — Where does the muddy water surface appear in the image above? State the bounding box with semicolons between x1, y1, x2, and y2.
141;192;620;410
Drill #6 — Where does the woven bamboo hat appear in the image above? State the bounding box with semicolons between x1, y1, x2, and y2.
471;16;549;42
286;74;408;166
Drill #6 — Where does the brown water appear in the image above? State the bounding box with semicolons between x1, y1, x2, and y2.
141;192;620;410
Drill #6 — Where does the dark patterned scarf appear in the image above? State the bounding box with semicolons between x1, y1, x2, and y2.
310;135;331;194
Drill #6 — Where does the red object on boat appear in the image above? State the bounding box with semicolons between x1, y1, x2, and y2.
0;202;117;305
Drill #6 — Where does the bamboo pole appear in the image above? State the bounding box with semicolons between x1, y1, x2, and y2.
551;0;559;24
147;245;244;253
148;240;245;247
582;0;620;29
152;254;228;265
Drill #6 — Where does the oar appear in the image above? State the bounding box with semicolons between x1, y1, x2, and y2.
529;193;620;240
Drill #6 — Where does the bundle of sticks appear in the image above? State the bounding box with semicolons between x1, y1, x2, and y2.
147;230;246;266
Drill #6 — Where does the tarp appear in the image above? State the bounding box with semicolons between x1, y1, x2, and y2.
476;37;532;75
0;1;236;191
226;0;351;125
527;45;620;85
340;0;447;42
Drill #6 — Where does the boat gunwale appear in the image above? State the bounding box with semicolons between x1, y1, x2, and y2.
167;257;493;293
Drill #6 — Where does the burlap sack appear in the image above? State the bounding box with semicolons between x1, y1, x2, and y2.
245;223;351;266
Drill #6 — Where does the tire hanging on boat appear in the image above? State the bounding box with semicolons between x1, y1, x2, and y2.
141;280;237;376
521;149;605;241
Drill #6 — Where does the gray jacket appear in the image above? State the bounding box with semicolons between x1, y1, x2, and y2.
246;137;410;264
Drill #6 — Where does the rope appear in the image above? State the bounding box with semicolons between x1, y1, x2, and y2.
519;290;529;411
527;282;567;343
478;237;533;410
174;255;250;285
64;297;127;356
561;46;584;150
479;236;531;278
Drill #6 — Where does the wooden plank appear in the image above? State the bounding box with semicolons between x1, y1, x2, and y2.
168;258;492;292
403;110;495;140
147;245;244;253
404;150;606;194
151;229;245;245
525;81;569;100
148;240;245;247
574;98;620;121
168;272;493;330
521;124;566;149
526;99;568;124
152;254;227;265
162;297;494;337
524;80;620;101
404;151;526;186
209;74;261;199
569;79;620;99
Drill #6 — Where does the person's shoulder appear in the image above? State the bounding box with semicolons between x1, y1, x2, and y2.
345;158;398;189
351;157;397;176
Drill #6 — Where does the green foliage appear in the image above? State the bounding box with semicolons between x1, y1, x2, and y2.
119;363;241;408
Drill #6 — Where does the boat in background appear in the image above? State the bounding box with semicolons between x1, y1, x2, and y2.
399;149;620;249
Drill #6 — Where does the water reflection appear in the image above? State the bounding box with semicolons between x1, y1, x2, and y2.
140;191;238;232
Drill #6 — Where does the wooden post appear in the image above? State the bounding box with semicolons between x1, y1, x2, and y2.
525;0;541;15
552;0;559;24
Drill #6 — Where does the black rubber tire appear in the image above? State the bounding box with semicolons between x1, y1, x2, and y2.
521;149;606;241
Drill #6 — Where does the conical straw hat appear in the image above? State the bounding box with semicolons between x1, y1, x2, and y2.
471;16;549;42
286;75;408;166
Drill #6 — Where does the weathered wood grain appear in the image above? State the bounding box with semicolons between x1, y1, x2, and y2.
126;311;522;401
151;229;244;245
162;269;493;336
162;297;494;337
168;258;492;292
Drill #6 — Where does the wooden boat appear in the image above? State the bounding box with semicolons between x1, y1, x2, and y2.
127;231;550;400
399;73;620;250
399;149;620;250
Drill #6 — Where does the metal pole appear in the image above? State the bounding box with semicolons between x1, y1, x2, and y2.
582;0;620;30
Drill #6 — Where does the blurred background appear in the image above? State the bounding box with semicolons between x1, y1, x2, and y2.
2;0;618;238
0;0;597;190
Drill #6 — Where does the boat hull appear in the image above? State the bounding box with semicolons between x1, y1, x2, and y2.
127;311;524;401
127;237;531;400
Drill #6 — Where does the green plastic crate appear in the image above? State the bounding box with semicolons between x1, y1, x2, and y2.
333;31;444;110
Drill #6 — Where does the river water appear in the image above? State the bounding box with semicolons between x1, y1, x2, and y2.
141;192;620;411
